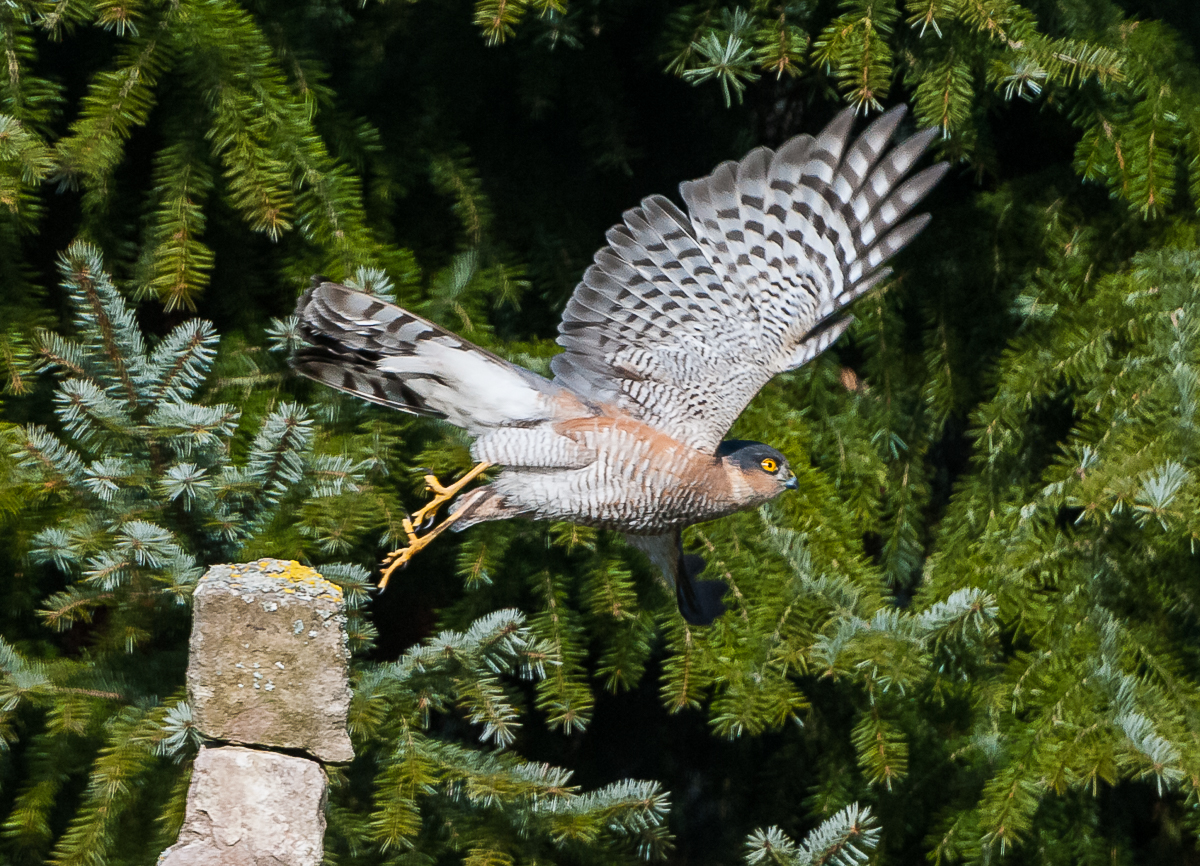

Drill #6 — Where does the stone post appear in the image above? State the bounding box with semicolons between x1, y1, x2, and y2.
159;559;353;866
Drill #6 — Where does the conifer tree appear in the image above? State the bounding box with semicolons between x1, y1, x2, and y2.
0;246;675;865
6;0;1200;864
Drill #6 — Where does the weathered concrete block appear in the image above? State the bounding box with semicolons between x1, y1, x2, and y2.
188;559;353;763
159;745;327;866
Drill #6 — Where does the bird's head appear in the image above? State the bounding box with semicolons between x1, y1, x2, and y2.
715;440;798;502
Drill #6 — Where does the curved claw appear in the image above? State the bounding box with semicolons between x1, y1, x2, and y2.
377;461;492;591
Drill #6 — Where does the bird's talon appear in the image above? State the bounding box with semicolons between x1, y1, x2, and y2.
377;462;492;591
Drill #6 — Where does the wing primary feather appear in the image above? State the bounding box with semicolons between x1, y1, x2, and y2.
624;531;727;624
804;107;855;184
784;315;856;370
553;106;945;453
849;126;940;223
831;104;907;206
641;194;694;235
834;267;892;312
850;213;933;283
855;163;950;252
767;134;814;182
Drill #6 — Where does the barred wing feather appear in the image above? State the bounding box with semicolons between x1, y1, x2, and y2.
550;105;947;454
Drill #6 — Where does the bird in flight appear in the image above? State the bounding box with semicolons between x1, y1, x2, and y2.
293;105;946;625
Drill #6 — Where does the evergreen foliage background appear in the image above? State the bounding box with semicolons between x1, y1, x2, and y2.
2;0;1200;863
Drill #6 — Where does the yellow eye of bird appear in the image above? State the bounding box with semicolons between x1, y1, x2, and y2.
760;458;778;473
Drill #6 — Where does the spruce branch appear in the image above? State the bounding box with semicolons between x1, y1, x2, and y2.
58;242;148;409
813;0;898;112
681;9;762;107
146;320;220;404
52;29;170;192
139;143;216;311
0;113;52;216
746;804;879;866
528;569;593;732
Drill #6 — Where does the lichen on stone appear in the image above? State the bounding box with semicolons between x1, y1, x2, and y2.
206;558;344;601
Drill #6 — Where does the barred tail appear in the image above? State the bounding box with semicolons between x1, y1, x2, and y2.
293;279;562;435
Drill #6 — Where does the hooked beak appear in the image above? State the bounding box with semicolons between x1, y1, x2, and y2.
784;475;798;490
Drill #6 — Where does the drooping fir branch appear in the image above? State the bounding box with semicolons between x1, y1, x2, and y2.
0;114;52;223
813;0;899;112
185;0;382;268
908;233;1200;857
136;141;215;311
336;608;670;863
46;696;198;866
754;8;808;80
473;0;566;46
53;27;171;193
0;8;64;128
0;0;394;308
527;567;594;732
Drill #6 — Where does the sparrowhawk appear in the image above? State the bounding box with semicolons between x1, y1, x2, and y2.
293;105;946;625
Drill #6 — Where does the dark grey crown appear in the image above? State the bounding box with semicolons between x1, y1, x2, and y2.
715;439;789;472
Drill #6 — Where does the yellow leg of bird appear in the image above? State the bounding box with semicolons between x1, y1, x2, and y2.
378;461;493;590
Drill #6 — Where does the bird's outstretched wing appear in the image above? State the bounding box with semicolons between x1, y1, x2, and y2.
550;105;947;454
624;531;727;626
294;280;568;435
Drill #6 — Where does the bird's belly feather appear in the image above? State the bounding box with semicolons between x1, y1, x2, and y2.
488;419;739;532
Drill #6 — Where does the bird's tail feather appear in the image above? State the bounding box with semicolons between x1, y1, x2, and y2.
293;279;562;434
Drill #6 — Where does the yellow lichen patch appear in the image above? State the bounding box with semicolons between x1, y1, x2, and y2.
261;560;343;600
209;559;344;601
